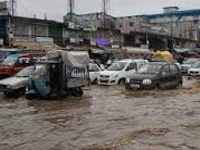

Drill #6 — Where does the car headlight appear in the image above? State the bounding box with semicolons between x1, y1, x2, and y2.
26;87;29;92
11;83;21;89
114;75;118;78
142;79;152;85
126;78;130;83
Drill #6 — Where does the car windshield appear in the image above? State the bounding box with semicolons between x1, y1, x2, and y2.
192;61;200;68
16;66;35;77
107;62;127;71
138;64;161;74
1;55;18;66
16;65;45;78
183;59;198;65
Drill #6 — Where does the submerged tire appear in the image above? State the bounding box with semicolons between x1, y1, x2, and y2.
156;83;162;90
3;91;11;97
93;78;98;84
176;80;183;89
71;88;83;97
125;84;131;90
118;79;125;86
4;90;19;98
25;89;38;100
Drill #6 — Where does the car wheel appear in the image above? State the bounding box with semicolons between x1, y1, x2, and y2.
118;79;125;86
4;91;11;97
19;88;26;95
93;78;98;84
156;83;162;90
177;80;183;88
71;88;83;97
4;90;19;98
187;76;192;80
125;84;131;90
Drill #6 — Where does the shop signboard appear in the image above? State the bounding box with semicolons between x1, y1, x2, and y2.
36;37;54;43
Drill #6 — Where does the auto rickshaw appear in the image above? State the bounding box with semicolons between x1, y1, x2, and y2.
25;50;90;99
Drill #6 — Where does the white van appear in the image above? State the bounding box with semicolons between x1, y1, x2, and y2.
98;59;148;85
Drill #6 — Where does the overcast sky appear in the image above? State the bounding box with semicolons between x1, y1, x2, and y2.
14;0;200;21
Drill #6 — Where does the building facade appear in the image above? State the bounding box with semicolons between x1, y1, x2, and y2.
0;6;198;49
0;15;64;48
63;12;122;47
147;7;200;48
113;7;200;49
64;12;116;29
64;7;200;49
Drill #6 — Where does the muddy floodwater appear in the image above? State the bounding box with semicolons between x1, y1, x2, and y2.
0;79;200;150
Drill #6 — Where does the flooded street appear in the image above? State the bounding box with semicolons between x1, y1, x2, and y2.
0;79;200;150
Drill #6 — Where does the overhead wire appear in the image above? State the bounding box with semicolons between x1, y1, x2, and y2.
16;0;36;18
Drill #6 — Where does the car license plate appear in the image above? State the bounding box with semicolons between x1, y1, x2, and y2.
101;78;108;81
131;84;140;88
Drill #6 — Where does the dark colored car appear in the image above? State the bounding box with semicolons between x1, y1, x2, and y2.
125;62;182;90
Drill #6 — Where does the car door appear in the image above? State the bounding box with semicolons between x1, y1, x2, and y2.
137;60;147;70
160;65;171;89
12;61;24;76
125;62;137;78
169;64;181;87
89;63;101;83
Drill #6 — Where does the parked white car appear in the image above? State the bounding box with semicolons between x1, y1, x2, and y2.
188;61;200;76
181;58;200;73
98;59;148;85
89;63;102;84
0;65;44;97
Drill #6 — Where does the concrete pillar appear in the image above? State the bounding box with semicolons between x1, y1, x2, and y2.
46;25;49;37
28;25;32;38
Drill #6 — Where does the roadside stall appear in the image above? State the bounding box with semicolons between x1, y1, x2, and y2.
122;47;153;59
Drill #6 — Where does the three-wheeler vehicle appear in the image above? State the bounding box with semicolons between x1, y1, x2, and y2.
25;50;90;99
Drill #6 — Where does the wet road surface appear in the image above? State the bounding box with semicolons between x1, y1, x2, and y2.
0;79;200;150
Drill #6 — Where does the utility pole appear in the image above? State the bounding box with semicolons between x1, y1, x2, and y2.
101;0;110;42
170;15;182;49
11;0;15;16
44;13;47;20
170;17;173;49
102;0;109;28
68;0;74;22
103;0;106;28
8;0;16;47
34;14;37;41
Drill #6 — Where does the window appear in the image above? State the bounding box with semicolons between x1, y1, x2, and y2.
89;64;100;72
170;65;179;74
126;63;137;71
108;62;127;71
162;65;171;75
129;22;134;27
138;62;145;69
